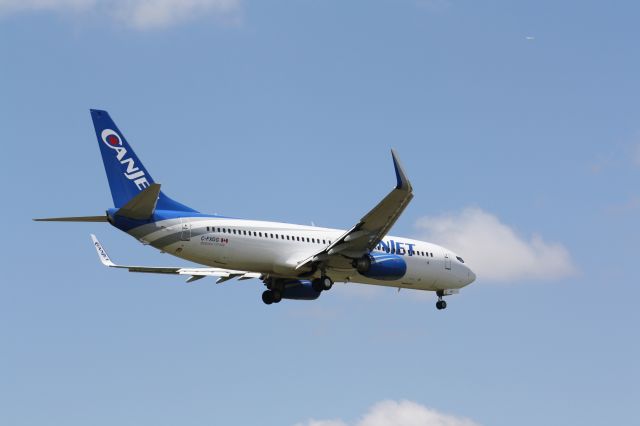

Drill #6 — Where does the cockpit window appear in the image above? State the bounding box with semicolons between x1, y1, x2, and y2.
456;256;465;263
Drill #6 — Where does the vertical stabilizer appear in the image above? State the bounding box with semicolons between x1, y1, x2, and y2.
90;109;197;212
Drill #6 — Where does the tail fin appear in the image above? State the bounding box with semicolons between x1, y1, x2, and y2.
90;109;197;212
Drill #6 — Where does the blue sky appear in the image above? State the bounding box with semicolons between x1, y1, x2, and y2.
1;1;638;425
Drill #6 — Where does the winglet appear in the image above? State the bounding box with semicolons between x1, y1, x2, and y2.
91;234;116;267
391;149;412;191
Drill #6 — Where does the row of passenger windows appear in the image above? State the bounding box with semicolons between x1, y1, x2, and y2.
204;226;434;257
205;226;332;245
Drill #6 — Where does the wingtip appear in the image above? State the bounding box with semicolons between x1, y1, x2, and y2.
91;234;115;267
390;149;412;191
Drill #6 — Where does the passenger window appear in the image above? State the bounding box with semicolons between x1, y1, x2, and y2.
323;240;326;244
270;234;274;238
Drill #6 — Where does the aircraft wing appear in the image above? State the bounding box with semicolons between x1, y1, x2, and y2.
91;234;261;283
296;150;413;270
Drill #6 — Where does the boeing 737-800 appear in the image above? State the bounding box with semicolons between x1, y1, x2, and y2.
36;110;476;310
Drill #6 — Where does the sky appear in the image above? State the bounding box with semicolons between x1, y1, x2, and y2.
1;0;638;425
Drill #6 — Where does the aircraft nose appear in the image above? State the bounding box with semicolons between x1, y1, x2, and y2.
467;267;476;285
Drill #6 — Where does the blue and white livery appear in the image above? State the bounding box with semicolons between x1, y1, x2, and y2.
36;110;476;310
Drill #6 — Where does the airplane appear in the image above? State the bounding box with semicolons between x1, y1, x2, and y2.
35;110;476;310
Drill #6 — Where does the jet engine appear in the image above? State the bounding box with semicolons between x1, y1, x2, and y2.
354;253;407;281
281;280;321;300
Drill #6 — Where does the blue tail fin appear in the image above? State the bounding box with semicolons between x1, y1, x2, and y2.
90;109;197;212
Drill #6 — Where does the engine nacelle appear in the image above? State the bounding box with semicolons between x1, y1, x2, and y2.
281;280;321;300
355;253;407;281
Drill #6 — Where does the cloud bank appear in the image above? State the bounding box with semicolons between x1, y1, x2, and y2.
416;207;576;283
0;0;241;29
295;400;479;426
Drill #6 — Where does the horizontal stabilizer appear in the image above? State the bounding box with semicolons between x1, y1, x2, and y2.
115;183;161;220
34;216;108;222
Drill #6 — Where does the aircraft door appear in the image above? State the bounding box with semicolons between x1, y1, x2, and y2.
444;251;452;271
180;220;191;241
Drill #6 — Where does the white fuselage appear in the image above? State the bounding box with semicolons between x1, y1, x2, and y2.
126;216;476;292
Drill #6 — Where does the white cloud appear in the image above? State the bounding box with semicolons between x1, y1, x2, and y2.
296;400;479;426
296;420;347;426
0;0;241;29
416;207;576;283
114;0;240;29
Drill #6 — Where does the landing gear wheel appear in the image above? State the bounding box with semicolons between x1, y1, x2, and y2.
262;290;274;305
272;290;282;303
312;279;324;292
321;276;333;290
436;300;447;310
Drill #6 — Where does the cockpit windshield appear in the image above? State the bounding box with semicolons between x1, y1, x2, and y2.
456;256;465;263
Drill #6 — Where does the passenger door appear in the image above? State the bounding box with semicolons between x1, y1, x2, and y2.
444;251;452;271
180;219;191;242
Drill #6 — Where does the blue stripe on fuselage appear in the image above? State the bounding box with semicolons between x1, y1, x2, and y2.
107;208;232;232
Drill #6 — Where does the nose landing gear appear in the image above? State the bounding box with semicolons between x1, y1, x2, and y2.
435;290;448;310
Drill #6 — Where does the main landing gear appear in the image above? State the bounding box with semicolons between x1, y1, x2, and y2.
262;289;282;305
435;290;448;310
312;276;333;292
262;277;283;305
